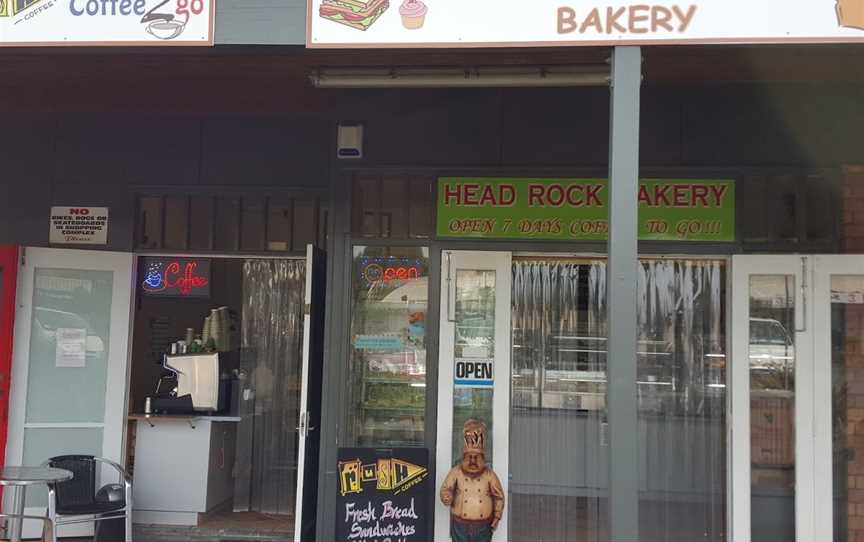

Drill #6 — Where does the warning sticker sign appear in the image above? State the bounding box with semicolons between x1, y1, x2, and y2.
49;207;109;245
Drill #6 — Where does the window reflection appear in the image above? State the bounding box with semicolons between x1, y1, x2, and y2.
510;259;726;542
452;270;496;465
749;275;796;542
346;246;429;447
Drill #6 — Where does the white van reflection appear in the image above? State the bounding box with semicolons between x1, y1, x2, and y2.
748;317;794;391
33;307;106;358
512;316;792;410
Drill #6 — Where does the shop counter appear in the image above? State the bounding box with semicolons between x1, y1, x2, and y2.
128;415;240;526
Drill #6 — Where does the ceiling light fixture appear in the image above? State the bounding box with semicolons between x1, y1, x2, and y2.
309;65;610;89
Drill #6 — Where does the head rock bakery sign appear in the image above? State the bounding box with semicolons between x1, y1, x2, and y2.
308;0;864;47
0;0;214;46
437;178;735;242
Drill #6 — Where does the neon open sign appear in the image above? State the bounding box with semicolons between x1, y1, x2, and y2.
359;257;426;286
141;258;211;298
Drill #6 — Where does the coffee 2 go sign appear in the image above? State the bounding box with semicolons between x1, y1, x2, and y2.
0;0;214;45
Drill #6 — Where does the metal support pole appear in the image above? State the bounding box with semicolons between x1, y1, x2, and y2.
606;45;641;542
9;485;25;542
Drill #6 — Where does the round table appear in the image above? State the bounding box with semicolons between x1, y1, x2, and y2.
0;467;73;542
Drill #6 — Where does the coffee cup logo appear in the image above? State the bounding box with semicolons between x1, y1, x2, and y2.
837;0;864;30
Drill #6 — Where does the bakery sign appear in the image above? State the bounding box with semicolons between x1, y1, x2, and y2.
0;0;214;46
308;0;864;48
437;178;736;242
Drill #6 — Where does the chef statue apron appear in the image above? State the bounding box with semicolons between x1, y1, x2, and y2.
440;419;505;542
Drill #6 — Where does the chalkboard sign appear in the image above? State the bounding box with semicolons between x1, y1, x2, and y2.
337;447;429;542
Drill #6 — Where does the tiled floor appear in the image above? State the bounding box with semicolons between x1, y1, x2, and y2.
46;512;293;542
199;511;294;536
133;512;294;542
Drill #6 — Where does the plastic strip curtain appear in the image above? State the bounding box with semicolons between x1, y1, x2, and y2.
234;259;306;515
636;260;725;542
509;259;724;542
511;259;608;542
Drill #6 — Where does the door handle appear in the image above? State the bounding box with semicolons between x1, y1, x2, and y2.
446;252;456;323
795;256;808;332
296;412;312;436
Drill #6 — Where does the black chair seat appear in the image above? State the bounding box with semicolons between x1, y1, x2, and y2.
44;455;132;542
56;501;125;516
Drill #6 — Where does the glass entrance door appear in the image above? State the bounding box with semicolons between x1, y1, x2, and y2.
436;251;512;541
437;253;727;542
5;248;134;537
812;255;864;542
732;256;808;542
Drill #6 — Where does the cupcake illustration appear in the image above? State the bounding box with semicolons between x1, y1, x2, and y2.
837;0;864;30
399;0;427;29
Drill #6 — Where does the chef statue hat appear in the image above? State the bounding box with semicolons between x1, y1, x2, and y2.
462;418;487;456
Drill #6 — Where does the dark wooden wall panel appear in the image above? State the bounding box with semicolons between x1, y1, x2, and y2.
337;89;504;166
0;115;55;246
500;87;610;167
679;85;864;168
0;113;330;250
54;115;135;186
640;89;684;168
201;117;330;187
125;117;204;186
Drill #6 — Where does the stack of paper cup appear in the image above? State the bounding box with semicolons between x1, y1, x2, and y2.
202;316;212;346
218;307;231;351
210;308;223;351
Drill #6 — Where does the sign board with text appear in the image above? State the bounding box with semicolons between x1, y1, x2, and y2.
140;257;211;298
308;0;864;48
337;447;429;542
49;206;109;245
0;0;214;46
437;178;735;242
455;358;494;388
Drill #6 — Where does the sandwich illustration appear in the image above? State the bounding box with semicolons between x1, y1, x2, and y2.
319;0;390;31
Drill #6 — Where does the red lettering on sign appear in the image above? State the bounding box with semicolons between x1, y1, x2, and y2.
163;262;209;295
479;184;497;206
528;185;545;206
499;184;516;206
711;185;728;207
566;185;584;206
546;184;565;207
692;185;709;207
443;184;461;206
462;184;481;206
584;184;603;206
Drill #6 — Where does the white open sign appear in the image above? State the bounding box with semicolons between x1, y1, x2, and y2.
455;358;494;388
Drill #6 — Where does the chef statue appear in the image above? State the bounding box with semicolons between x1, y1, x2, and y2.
440;418;505;542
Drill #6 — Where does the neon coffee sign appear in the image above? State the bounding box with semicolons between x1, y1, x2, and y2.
141;258;211;297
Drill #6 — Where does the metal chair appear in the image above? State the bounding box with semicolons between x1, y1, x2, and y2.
0;514;53;542
42;455;132;542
